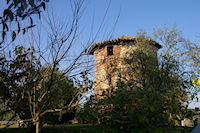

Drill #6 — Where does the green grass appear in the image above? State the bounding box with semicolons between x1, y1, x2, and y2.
0;124;193;133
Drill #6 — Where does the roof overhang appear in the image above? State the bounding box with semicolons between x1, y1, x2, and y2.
88;35;162;55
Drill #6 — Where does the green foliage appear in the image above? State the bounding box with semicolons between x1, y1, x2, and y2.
0;46;78;126
153;24;200;104
0;46;41;123
77;95;99;124
0;0;49;44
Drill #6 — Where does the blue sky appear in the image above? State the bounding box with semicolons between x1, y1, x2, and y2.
49;0;200;42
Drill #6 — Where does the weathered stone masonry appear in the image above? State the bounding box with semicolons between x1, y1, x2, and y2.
88;35;161;98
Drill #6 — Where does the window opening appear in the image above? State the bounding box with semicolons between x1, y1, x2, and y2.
107;46;113;56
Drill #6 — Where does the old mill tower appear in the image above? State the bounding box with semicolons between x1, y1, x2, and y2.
88;35;161;97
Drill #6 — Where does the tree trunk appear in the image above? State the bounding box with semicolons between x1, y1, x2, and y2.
35;121;40;133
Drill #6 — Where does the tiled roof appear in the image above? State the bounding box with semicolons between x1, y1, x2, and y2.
88;35;161;54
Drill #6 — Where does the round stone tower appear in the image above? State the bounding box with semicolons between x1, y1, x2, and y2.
88;35;161;98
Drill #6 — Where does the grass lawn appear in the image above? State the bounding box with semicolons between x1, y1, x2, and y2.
0;124;193;133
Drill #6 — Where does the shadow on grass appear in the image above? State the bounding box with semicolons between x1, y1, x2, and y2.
0;124;193;133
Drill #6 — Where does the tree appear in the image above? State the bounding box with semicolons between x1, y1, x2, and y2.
0;0;49;44
153;24;199;104
0;43;91;133
0;1;90;133
181;37;200;99
0;46;78;126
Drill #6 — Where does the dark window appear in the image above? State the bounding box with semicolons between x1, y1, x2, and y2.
107;46;113;56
